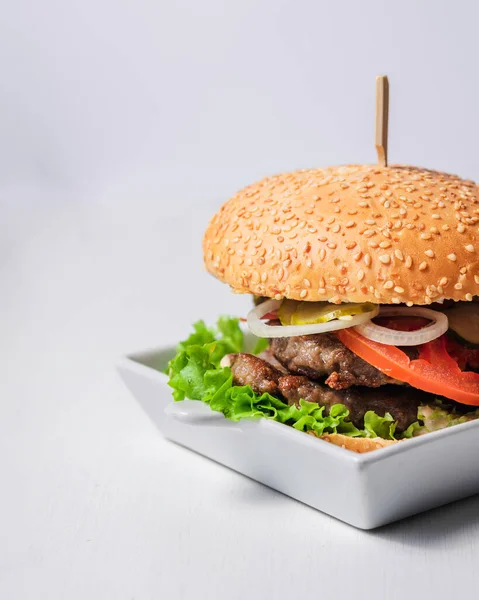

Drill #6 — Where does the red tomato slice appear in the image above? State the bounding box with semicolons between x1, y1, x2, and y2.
445;337;479;371
336;328;479;405
261;312;278;321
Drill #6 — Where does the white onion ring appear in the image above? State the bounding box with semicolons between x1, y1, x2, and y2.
247;299;379;338
354;307;449;346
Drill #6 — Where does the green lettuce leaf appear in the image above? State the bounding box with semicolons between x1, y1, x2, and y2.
177;320;217;352
401;420;424;438
363;411;397;439
216;316;244;354
252;337;270;355
418;404;479;433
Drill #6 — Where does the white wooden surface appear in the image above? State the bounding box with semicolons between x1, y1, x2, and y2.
1;175;479;600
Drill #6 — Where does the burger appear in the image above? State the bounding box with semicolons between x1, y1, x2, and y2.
168;164;479;452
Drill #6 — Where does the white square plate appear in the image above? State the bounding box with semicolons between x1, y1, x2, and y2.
117;340;479;529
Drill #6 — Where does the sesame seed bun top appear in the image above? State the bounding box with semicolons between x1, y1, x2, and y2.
203;165;479;305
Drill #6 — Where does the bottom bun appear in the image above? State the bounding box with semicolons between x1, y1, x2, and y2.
316;433;400;453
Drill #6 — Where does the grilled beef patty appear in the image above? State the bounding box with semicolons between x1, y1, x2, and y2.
225;352;421;432
278;376;420;432
270;333;396;389
222;353;283;396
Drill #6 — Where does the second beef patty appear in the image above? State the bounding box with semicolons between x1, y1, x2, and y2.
223;352;421;432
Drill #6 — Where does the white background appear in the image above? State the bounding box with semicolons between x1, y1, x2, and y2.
2;1;479;598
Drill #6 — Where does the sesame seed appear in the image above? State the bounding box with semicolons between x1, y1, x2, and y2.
425;250;435;258
394;286;405;294
346;221;356;228
457;224;465;233
300;289;308;299
317;288;326;294
475;275;479;285
391;297;401;304
327;242;337;249
357;270;365;281
383;280;394;289
364;254;371;267
442;224;450;231
447;254;457;262
379;241;391;249
364;229;376;238
303;278;311;288
319;249;326;261
439;277;448;286
332;224;341;233
394;249;404;261
432;214;440;219
466;293;473;301
454;283;463;290
379;254;391;264
465;244;475;253
419;262;428;271
365;219;376;225
420;233;432;240
353;251;363;261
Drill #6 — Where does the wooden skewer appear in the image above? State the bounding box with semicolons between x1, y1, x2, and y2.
375;75;389;167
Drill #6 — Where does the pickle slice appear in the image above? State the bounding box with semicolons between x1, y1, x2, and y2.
278;300;376;326
278;299;300;325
